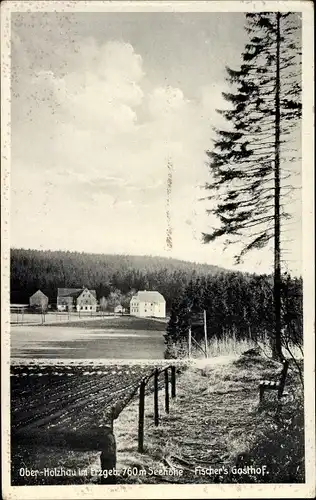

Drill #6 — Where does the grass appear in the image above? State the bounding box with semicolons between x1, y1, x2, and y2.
166;333;304;365
44;316;167;331
11;316;166;359
205;336;258;357
12;313;167;331
165;334;259;359
113;351;304;484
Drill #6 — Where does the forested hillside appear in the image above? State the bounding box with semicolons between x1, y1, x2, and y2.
10;248;224;306
11;249;302;350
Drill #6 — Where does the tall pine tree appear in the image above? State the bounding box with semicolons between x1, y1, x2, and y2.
203;12;301;360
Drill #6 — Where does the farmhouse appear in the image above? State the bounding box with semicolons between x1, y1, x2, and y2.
130;290;166;318
114;304;125;314
29;290;49;310
57;287;97;312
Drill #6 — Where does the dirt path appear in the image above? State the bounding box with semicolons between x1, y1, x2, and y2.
149;367;257;482
115;355;283;484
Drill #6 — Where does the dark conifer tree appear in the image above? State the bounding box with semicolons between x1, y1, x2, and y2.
165;271;302;358
203;12;301;360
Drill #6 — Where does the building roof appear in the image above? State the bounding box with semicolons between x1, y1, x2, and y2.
30;289;48;299
57;288;97;299
77;289;97;303
132;290;165;303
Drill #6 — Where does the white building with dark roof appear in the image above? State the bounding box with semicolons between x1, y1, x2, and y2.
57;287;97;312
130;290;166;318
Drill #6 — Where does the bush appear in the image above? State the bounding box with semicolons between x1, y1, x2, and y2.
227;395;305;483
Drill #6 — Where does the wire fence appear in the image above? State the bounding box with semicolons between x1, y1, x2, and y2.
10;308;124;325
103;365;178;453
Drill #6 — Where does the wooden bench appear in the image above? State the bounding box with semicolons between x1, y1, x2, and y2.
259;359;289;402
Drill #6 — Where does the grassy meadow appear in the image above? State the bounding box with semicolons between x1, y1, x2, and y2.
11;316;167;360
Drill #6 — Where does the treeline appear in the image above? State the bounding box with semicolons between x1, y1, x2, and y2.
10;248;223;307
165;272;303;356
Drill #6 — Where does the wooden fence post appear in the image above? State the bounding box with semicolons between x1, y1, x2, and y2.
164;369;169;414
171;366;176;398
203;309;208;358
154;369;159;426
138;380;146;453
188;327;192;358
110;406;116;431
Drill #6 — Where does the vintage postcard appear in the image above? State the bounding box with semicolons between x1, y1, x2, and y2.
1;1;315;499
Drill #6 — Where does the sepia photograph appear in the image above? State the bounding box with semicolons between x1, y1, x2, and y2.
1;1;314;498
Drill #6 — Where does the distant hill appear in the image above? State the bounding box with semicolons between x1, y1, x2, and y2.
10;248;227;307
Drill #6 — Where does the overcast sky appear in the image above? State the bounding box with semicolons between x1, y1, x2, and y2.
11;11;302;275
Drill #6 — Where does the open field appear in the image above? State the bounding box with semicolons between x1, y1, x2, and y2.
10;361;182;486
11;362;169;431
11;363;147;430
11;316;167;359
47;316;167;330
